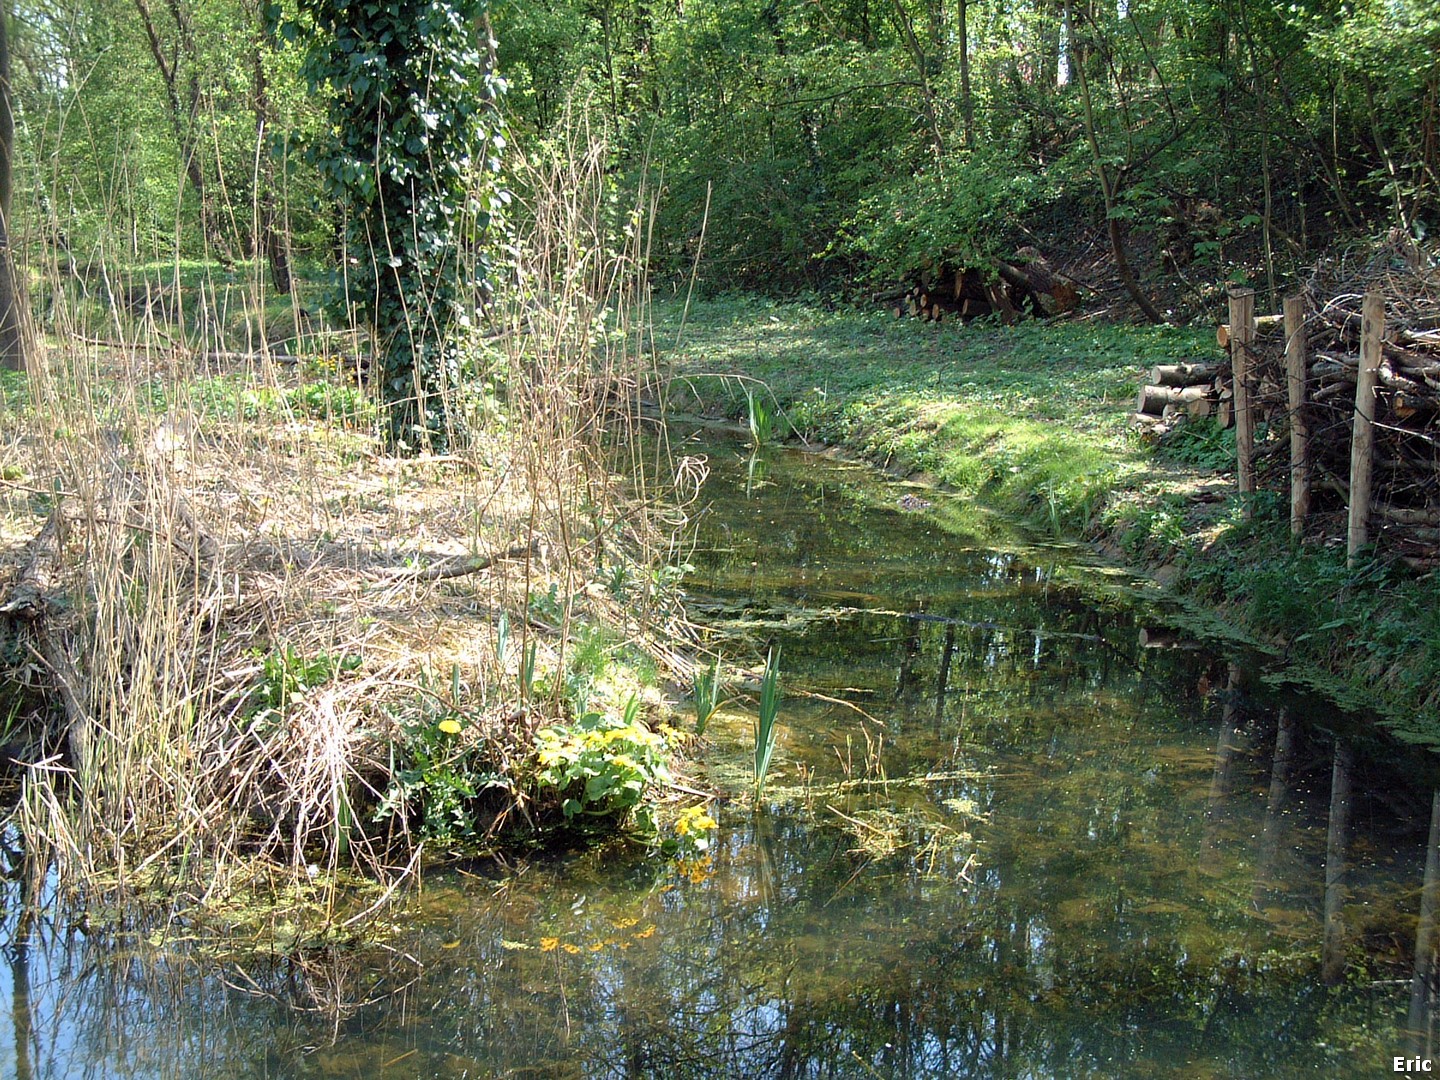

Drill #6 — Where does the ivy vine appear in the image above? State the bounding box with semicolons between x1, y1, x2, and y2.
280;0;505;451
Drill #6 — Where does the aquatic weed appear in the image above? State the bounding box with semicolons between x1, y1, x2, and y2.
753;647;782;801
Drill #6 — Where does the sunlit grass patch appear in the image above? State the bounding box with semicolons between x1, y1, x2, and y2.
658;296;1210;534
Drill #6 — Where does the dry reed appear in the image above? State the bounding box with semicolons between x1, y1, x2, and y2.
0;104;700;921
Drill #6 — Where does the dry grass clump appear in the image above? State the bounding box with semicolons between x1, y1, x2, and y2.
0;122;702;914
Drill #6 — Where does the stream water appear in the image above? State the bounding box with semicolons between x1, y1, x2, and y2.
4;433;1440;1078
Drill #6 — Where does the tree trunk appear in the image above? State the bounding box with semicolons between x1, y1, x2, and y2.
251;5;291;294
0;0;26;372
958;0;974;147
1072;12;1167;325
132;0;230;259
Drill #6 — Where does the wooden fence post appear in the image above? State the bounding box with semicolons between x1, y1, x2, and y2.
1283;294;1310;537
1228;287;1256;511
1347;286;1383;567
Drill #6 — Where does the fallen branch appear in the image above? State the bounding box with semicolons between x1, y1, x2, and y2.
373;538;542;583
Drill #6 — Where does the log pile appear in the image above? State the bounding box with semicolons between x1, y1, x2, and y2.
1133;247;1440;562
876;249;1079;324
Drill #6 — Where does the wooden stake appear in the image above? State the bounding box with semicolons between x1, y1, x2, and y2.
1228;287;1256;509
1347;286;1383;566
1283;294;1310;538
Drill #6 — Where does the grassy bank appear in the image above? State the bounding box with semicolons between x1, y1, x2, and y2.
657;296;1440;745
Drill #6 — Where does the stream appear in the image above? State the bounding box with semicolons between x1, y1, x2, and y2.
3;431;1439;1077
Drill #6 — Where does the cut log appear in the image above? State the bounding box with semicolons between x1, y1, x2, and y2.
872;285;912;304
1138;384;1212;415
993;258;1079;316
985;284;1019;326
1216;387;1235;429
1151;361;1225;387
1217;313;1283;349
1394;390;1438;419
1185;396;1216;419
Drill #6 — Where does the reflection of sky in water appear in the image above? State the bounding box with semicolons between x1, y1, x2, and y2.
2;436;1439;1078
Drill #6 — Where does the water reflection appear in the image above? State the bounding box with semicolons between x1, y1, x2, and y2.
1411;789;1440;1055
1323;739;1356;987
3;438;1440;1078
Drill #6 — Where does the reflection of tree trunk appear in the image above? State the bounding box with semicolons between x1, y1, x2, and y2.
1253;708;1295;901
895;611;923;701
10;909;33;1079
935;622;956;723
1205;665;1245;842
1322;740;1355;987
0;0;27;372
1410;789;1440;1054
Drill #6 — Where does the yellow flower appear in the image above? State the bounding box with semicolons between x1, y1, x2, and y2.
562;943;582;954
438;718;462;736
539;937;560;952
634;925;656;940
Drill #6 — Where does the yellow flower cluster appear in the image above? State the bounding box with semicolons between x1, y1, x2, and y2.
673;804;717;837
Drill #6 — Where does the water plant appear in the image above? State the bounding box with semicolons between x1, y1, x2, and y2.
692;653;726;735
745;385;774;446
753;647;782;800
520;640;538;702
533;696;670;825
374;706;512;845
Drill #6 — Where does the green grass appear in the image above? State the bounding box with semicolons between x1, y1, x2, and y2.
659;296;1211;535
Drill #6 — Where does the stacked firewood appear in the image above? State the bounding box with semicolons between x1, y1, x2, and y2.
1134;248;1440;560
875;249;1079;324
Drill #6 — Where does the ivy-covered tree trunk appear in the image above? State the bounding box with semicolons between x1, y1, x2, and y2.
288;0;503;452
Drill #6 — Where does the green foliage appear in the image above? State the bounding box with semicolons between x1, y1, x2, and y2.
249;646;361;728
287;0;506;451
375;705;512;844
563;624;615;715
0;368;28;414
753;647;782;800
1159;420;1236;472
744;386;774;446
533;698;670;824
838;153;1052;284
692;653;725;736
